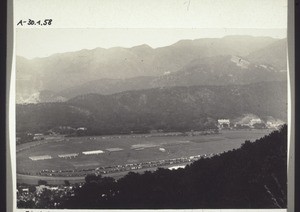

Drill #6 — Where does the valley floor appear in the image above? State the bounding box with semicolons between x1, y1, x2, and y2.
16;129;273;185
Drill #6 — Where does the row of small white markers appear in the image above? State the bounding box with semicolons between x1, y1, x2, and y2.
28;148;125;161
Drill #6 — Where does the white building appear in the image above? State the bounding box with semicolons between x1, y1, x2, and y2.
249;118;262;126
218;119;230;129
77;127;87;131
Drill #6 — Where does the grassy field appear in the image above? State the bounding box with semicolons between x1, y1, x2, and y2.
17;129;273;184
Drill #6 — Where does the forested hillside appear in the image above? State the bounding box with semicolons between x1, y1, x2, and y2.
16;81;287;135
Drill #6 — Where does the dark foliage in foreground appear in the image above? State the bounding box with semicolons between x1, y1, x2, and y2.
61;125;287;209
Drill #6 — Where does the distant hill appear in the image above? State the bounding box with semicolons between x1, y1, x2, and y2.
17;90;67;104
152;55;286;87
247;38;287;70
58;76;156;99
16;81;287;134
16;36;285;103
56;55;286;99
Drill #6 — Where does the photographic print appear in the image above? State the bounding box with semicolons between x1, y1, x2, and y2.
12;0;289;211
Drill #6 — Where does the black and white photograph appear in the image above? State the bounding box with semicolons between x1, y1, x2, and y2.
12;0;290;210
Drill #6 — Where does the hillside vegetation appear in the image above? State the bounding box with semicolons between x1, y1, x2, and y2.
16;81;287;135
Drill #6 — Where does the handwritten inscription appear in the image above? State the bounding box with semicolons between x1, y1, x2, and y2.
17;19;53;26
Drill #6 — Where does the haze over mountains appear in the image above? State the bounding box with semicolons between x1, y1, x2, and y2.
16;35;287;103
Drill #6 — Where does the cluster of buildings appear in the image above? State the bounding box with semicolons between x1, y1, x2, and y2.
217;116;284;130
17;184;75;208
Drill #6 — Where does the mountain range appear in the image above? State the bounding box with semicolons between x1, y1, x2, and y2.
16;36;287;103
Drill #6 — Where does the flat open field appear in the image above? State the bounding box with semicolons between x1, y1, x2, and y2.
17;129;273;184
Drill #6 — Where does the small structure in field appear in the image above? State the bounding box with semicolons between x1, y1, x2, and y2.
82;150;104;155
29;155;52;161
33;133;44;141
58;153;79;159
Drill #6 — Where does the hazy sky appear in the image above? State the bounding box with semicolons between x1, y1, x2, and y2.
16;28;287;59
15;0;287;59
